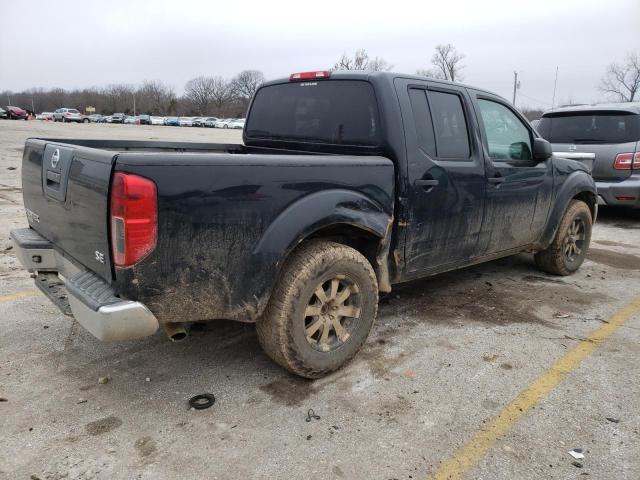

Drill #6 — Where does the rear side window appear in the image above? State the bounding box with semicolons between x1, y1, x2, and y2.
245;80;380;146
408;89;436;158
428;91;470;159
537;112;640;144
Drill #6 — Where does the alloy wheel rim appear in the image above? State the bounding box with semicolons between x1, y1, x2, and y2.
304;275;361;352
564;218;586;262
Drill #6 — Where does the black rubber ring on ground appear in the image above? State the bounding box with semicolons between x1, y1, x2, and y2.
189;393;215;410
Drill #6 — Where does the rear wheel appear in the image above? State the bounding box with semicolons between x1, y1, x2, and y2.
535;200;592;275
256;240;378;378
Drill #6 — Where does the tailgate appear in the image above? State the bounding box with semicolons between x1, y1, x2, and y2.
21;139;116;281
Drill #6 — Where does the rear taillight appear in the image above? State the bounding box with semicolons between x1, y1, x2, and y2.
613;152;640;170
289;71;331;81
110;172;157;268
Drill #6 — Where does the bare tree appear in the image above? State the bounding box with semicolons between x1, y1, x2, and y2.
209;76;233;114
599;52;640;102
136;80;176;115
231;70;265;100
331;49;392;71
103;84;135;113
417;44;465;82
184;76;217;115
519;106;545;121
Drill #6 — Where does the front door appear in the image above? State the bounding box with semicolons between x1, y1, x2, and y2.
471;94;553;254
396;79;486;276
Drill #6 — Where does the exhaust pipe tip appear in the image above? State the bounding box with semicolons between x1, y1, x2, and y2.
163;322;188;342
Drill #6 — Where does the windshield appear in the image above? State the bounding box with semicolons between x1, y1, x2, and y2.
538;111;640;144
245;80;381;146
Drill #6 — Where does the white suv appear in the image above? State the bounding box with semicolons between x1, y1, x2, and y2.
53;108;88;123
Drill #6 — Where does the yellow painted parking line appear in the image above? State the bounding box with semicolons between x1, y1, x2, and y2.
431;295;640;480
0;290;39;303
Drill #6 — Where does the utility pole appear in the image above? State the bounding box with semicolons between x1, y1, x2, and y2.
512;71;519;106
133;93;136;116
551;66;559;111
31;97;35;113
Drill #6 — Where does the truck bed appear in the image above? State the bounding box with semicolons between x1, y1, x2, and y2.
21;137;394;323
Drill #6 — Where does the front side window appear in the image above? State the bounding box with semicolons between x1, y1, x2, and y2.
478;99;532;161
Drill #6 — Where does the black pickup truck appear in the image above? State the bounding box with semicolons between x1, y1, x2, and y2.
11;71;597;378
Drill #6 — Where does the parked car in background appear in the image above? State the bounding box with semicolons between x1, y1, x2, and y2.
111;113;125;124
537;102;640;209
99;116;112;123
137;114;151;125
124;116;136;124
52;108;88;123
0;107;7;119
204;117;219;128
88;114;103;123
191;117;206;127
6;106;29;120
150;116;165;125
36;112;54;121
228;118;245;129
214;118;234;128
179;117;194;127
164;116;179;126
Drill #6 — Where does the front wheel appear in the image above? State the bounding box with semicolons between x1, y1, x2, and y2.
256;240;378;378
535;200;592;275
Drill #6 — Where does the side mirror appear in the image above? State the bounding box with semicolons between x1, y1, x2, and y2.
533;137;552;160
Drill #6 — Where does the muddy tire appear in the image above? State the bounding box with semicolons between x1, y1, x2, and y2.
256;240;378;379
535;200;592;276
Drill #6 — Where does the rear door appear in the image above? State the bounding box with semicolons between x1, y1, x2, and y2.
470;93;553;254
21;140;116;280
395;78;486;276
537;110;640;181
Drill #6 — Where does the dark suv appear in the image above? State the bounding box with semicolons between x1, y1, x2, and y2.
538;103;640;208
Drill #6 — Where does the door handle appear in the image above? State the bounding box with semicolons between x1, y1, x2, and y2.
415;179;439;187
487;176;505;184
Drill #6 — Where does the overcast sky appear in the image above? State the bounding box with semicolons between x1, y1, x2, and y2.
1;0;638;109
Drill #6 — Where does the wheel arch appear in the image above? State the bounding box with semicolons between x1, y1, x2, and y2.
252;189;394;297
537;171;597;250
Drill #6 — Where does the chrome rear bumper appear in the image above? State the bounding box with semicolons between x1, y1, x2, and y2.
10;228;159;341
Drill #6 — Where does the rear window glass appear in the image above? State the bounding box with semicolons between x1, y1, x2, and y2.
245;80;380;146
68;109;79;114
538;112;640;144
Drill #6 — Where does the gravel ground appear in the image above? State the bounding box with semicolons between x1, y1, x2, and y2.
1;119;639;480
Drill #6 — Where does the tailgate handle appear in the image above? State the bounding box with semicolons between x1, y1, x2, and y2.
488;176;506;184
46;170;61;184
